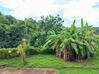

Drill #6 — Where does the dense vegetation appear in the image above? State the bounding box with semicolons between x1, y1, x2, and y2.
94;27;99;34
44;19;98;62
0;12;63;49
0;12;99;74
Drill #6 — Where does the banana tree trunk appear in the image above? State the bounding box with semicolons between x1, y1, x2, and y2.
76;46;88;62
75;53;87;62
56;45;62;58
64;44;74;61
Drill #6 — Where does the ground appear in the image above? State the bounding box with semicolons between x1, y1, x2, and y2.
0;54;99;74
0;68;57;74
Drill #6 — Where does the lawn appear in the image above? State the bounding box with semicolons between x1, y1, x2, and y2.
0;54;99;74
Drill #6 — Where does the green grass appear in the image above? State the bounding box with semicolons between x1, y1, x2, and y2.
0;54;99;74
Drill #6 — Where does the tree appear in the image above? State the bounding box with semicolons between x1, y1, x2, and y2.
24;18;39;45
0;15;9;24
44;19;98;62
30;15;64;47
38;15;63;34
5;15;17;25
0;23;9;48
0;12;2;15
0;20;25;48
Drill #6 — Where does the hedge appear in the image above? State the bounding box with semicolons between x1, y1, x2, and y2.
25;45;40;55
0;46;56;59
0;48;19;59
0;46;40;59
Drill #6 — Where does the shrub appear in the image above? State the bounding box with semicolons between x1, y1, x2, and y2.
25;45;40;55
0;48;19;59
41;48;56;54
40;46;56;54
25;45;56;55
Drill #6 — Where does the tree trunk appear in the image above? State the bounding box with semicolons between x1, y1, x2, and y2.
75;45;88;62
64;44;74;61
56;41;64;58
75;52;87;62
64;49;66;61
56;45;62;58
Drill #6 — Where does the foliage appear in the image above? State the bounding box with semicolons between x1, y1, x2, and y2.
40;46;56;54
0;46;55;59
0;11;98;62
38;15;63;34
5;15;17;25
0;15;9;24
18;39;26;64
25;45;40;55
25;45;56;55
0;48;19;59
94;27;99;34
0;13;23;48
94;35;99;49
30;15;64;47
44;19;98;61
0;12;63;48
30;32;44;47
0;20;25;48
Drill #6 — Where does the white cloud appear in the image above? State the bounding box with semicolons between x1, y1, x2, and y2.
63;0;99;27
0;0;99;27
0;0;61;19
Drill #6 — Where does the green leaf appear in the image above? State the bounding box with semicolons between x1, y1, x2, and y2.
83;40;89;46
73;19;76;25
43;40;51;48
79;45;85;56
70;20;76;31
75;39;83;45
87;45;94;53
71;43;79;54
81;18;84;27
61;45;65;52
60;39;69;47
86;48;90;58
70;38;75;42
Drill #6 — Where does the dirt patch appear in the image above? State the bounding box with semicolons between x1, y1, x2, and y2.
0;64;7;69
0;67;58;74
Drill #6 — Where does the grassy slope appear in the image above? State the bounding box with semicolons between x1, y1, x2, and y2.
0;54;99;74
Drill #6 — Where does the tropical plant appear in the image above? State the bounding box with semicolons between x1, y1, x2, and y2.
18;39;26;64
43;19;98;62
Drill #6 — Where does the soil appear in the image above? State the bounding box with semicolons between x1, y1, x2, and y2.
0;67;58;74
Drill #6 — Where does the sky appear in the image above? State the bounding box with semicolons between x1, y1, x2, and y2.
0;0;99;27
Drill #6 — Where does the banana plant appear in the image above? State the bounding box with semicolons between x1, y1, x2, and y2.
18;39;26;64
43;18;98;62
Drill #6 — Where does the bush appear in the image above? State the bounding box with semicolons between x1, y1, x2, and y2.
0;45;56;59
0;48;19;59
25;45;56;55
25;45;40;55
40;48;56;54
40;46;56;54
